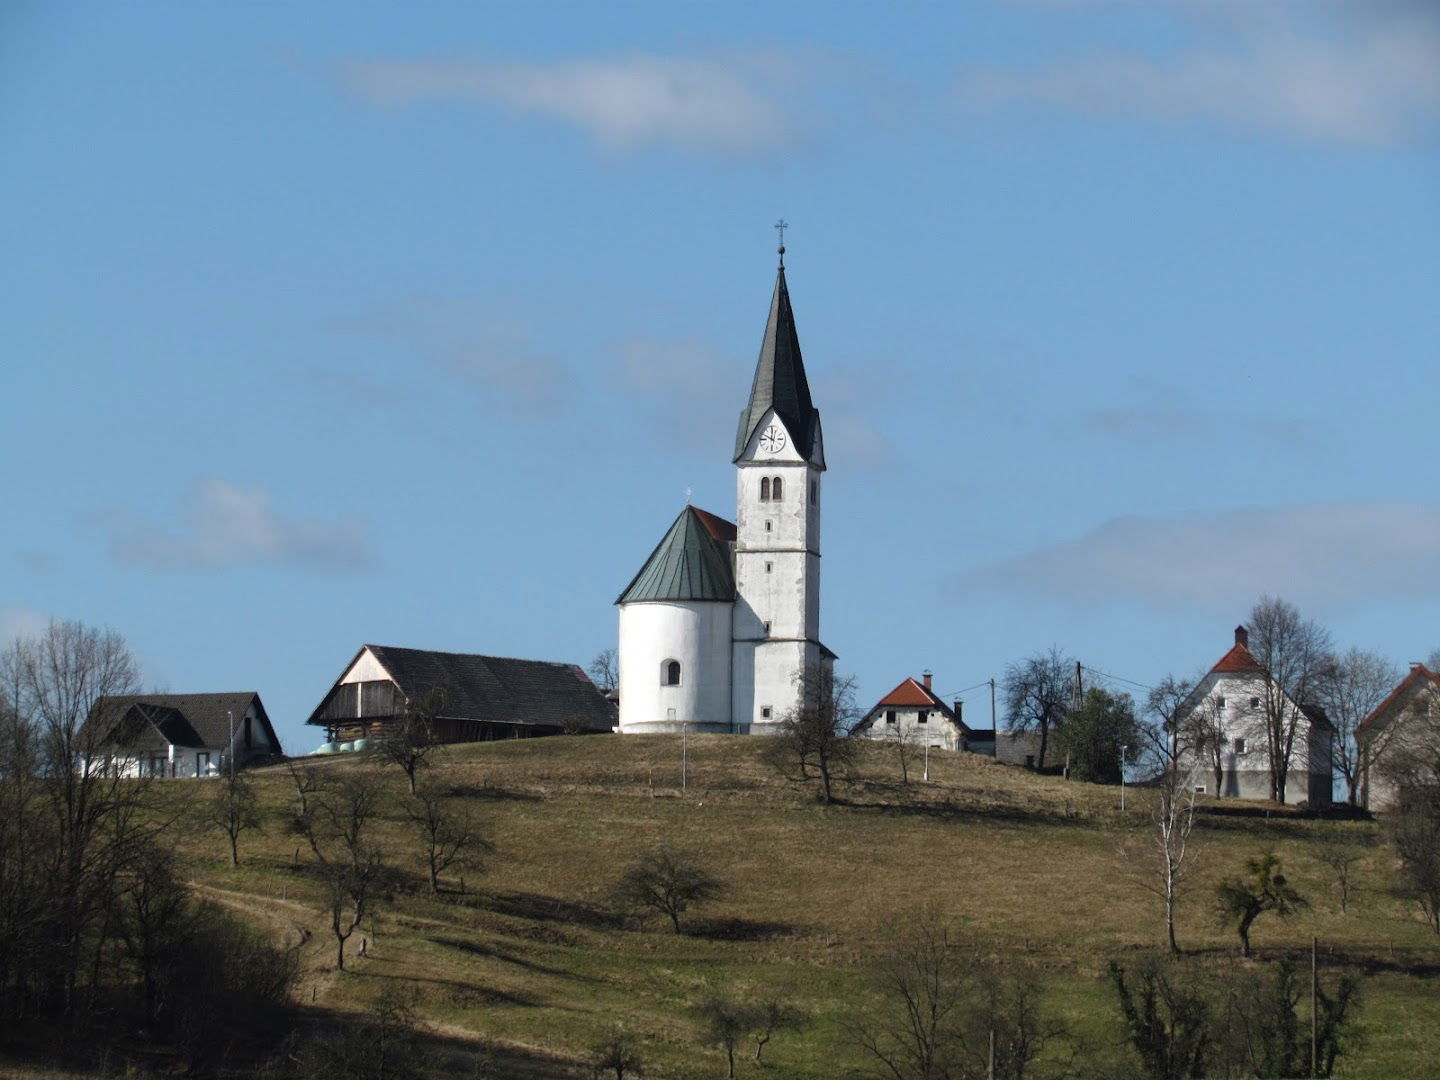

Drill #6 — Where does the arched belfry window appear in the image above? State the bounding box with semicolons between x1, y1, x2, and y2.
771;476;783;501
759;477;771;501
663;660;682;686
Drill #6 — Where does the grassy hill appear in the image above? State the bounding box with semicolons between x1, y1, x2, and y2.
74;737;1440;1077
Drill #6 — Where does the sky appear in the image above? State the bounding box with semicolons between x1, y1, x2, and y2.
3;0;1438;753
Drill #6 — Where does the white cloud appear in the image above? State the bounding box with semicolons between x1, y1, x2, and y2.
99;478;376;573
0;607;50;646
955;500;1440;614
340;53;792;153
956;9;1440;147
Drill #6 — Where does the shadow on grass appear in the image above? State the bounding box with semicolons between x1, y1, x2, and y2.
685;915;796;941
833;793;1095;829
427;934;597;981
348;967;548;1008
477;888;625;930
448;783;544;802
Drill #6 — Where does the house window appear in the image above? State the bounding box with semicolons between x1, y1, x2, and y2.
885;709;897;725
918;711;928;724
666;708;676;723
1215;697;1226;709
663;660;682;686
810;480;817;504
760;477;771;501
1195;785;1207;794
1234;738;1246;755
149;753;168;778
765;520;773;533
765;561;773;573
763;621;771;634
761;706;772;720
772;476;783;500
196;752;210;776
1250;697;1260;708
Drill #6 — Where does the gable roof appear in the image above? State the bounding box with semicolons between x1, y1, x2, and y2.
1211;642;1266;674
1359;664;1440;736
859;676;963;731
734;265;822;464
307;645;616;732
93;692;280;752
617;505;736;604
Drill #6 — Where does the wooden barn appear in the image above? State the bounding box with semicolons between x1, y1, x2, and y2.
305;644;616;746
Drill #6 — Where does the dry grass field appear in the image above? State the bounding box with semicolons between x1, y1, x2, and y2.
33;735;1440;1078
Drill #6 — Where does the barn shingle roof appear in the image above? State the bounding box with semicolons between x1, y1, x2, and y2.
315;645;616;732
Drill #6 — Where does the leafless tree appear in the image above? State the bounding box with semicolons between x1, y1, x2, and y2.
1316;648;1400;807
1247;597;1334;802
1143;675;1195;774
376;687;445;795
1002;647;1074;771
300;772;386;969
1129;772;1201;957
406;783;489;895
764;665;860;804
590;1024;644;1079
209;765;262;866
613;847;724;934
1313;836;1362;915
695;992;750;1080
1188;695;1227;799
751;995;807;1064
588;648;619;695
852;913;1067;1080
1390;783;1440;934
0;619;150;1017
888;723;920;785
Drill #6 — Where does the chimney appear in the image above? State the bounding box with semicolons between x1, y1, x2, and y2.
922;670;933;690
1234;625;1249;648
954;699;963;724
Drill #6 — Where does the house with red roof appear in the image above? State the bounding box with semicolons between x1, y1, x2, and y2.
1173;626;1332;805
853;671;980;753
1358;663;1440;812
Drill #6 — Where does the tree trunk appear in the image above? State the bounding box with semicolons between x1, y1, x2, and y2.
1238;912;1255;958
1037;721;1049;770
670;909;681;934
229;830;239;866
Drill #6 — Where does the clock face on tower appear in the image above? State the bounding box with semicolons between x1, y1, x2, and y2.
759;424;787;454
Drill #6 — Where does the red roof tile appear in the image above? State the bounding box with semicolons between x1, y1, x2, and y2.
877;677;945;709
1211;643;1265;674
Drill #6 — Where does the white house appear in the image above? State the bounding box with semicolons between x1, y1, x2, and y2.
88;692;282;778
1358;663;1440;812
853;672;972;752
616;243;834;734
1174;626;1333;805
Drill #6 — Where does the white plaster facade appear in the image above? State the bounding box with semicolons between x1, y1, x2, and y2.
1174;631;1333;806
617;260;831;735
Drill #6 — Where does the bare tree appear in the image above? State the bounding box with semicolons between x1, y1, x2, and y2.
751;995;807;1065
1144;675;1195;773
1247;597;1333;803
406;783;489;895
1002;648;1073;771
888;723;919;785
764;665;860;805
590;1024;644;1079
1390;784;1440;934
300;772;386;970
1313;836;1362;915
695;992;750;1080
1316;648;1400;807
588;648;619;695
376;687;445;795
613;848;724;934
209;766;262;867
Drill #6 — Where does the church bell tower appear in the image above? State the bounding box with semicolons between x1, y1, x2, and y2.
730;230;831;732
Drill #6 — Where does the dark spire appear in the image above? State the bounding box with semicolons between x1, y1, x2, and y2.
733;247;821;464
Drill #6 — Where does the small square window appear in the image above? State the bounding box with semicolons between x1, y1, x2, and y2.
1215;697;1226;709
885;710;897;725
917;711;928;724
1250;697;1260;708
1234;737;1247;754
666;708;676;723
1195;785;1207;794
761;706;772;720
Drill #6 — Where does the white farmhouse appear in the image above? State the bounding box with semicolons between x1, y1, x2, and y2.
1358;663;1440;812
88;692;282;777
1174;626;1333;805
853;672;972;752
616;244;833;734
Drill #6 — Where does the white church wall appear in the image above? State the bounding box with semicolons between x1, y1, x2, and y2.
618;601;733;733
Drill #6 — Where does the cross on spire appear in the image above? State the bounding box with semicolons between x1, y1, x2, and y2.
774;219;788;268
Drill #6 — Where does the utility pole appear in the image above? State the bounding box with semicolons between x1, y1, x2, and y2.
988;1026;996;1080
989;678;996;732
1311;935;1319;1078
227;710;235;780
681;720;688;793
1121;744;1128;811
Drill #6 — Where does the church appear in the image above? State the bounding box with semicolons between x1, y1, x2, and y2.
615;240;834;734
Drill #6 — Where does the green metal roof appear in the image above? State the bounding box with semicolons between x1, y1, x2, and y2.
617;506;736;604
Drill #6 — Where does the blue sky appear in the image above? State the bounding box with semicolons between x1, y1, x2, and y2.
3;0;1438;751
